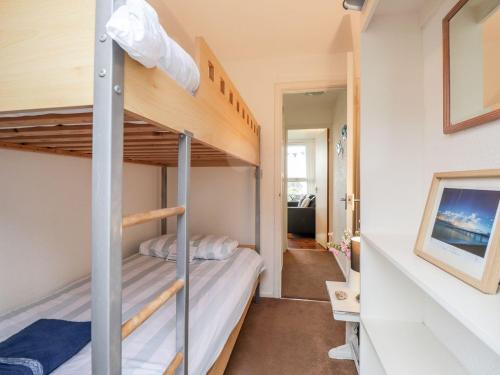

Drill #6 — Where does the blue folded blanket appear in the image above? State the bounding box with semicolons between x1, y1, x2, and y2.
0;319;91;375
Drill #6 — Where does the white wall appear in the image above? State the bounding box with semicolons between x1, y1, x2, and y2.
0;150;160;315
172;53;348;297
165;167;255;245
423;0;500;179
360;0;500;242
360;12;425;235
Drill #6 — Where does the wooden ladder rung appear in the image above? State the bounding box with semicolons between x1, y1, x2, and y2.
121;279;185;339
123;206;185;228
164;352;184;375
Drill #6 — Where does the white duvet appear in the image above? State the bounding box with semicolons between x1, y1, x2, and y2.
106;0;200;94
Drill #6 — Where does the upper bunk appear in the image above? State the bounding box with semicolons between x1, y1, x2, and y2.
0;0;260;167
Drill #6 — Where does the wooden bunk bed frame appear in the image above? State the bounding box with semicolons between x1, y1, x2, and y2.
0;0;260;167
0;0;262;374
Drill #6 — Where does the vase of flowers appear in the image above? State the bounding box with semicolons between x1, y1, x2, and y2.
328;230;361;296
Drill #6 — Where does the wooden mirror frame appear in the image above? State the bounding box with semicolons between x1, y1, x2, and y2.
443;0;500;134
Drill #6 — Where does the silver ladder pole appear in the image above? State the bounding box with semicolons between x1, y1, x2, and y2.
161;166;168;235
91;0;125;373
254;165;261;303
176;132;191;375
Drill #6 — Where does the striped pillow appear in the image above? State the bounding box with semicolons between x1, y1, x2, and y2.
192;234;239;260
166;239;197;263
139;233;177;258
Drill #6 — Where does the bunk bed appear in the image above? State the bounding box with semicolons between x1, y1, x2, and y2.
0;0;262;374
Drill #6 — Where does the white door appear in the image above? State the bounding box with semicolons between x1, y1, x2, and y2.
330;53;359;277
315;129;329;247
346;52;358;232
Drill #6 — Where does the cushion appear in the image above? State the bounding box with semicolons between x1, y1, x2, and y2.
166;239;197;263
298;194;308;207
308;195;316;207
299;197;311;207
139;233;176;258
192;234;239;260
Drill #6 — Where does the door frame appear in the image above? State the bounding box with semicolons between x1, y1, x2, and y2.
274;79;346;298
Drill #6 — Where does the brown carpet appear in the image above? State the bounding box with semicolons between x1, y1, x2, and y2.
287;233;325;250
282;249;345;301
225;298;357;375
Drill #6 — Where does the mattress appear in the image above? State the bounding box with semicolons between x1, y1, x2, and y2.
0;248;264;374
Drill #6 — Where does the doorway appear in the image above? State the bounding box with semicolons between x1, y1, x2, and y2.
287;128;329;248
281;88;348;301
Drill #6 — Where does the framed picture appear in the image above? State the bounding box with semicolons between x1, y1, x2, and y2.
415;170;500;294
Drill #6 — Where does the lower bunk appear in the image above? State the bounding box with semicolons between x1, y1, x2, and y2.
0;248;263;375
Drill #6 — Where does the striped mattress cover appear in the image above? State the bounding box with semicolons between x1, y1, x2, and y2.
0;248;264;374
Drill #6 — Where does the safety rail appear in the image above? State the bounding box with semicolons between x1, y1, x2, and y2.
121;279;185;339
123;206;185;228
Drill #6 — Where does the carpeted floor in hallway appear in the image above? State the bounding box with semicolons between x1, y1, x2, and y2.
282;249;345;301
225;298;357;375
287;233;325;250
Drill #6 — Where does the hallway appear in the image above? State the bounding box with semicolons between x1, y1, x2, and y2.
287;233;325;250
282;249;345;301
225;298;356;375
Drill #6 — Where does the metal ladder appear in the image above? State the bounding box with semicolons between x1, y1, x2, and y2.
91;0;191;373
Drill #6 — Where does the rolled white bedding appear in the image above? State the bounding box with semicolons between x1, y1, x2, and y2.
106;0;200;94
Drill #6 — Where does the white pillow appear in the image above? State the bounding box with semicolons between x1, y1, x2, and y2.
192;234;239;260
166;240;197;263
139;233;176;258
299;197;311;208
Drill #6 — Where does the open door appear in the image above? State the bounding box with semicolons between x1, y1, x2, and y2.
346;52;360;233
315;129;329;246
331;53;359;277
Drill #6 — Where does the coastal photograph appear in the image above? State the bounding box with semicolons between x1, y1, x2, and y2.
431;187;500;258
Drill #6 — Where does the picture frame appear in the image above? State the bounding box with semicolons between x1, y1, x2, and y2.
442;0;500;134
415;170;500;294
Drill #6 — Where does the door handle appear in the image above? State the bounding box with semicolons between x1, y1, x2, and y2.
340;194;347;210
340;195;359;210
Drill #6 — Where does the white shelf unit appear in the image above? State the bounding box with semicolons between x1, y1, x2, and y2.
364;233;500;355
359;0;500;373
360;233;500;375
362;319;468;375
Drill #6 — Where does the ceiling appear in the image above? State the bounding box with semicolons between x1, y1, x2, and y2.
284;89;344;109
284;88;346;128
288;128;327;140
164;0;357;62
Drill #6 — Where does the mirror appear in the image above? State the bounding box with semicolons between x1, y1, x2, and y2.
443;0;500;133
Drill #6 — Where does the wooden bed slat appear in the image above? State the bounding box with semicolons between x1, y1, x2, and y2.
0;2;259;167
0;116;256;166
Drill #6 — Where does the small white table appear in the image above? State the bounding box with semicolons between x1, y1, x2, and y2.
326;279;360;373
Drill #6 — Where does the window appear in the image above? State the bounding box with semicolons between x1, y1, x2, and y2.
287;144;308;199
